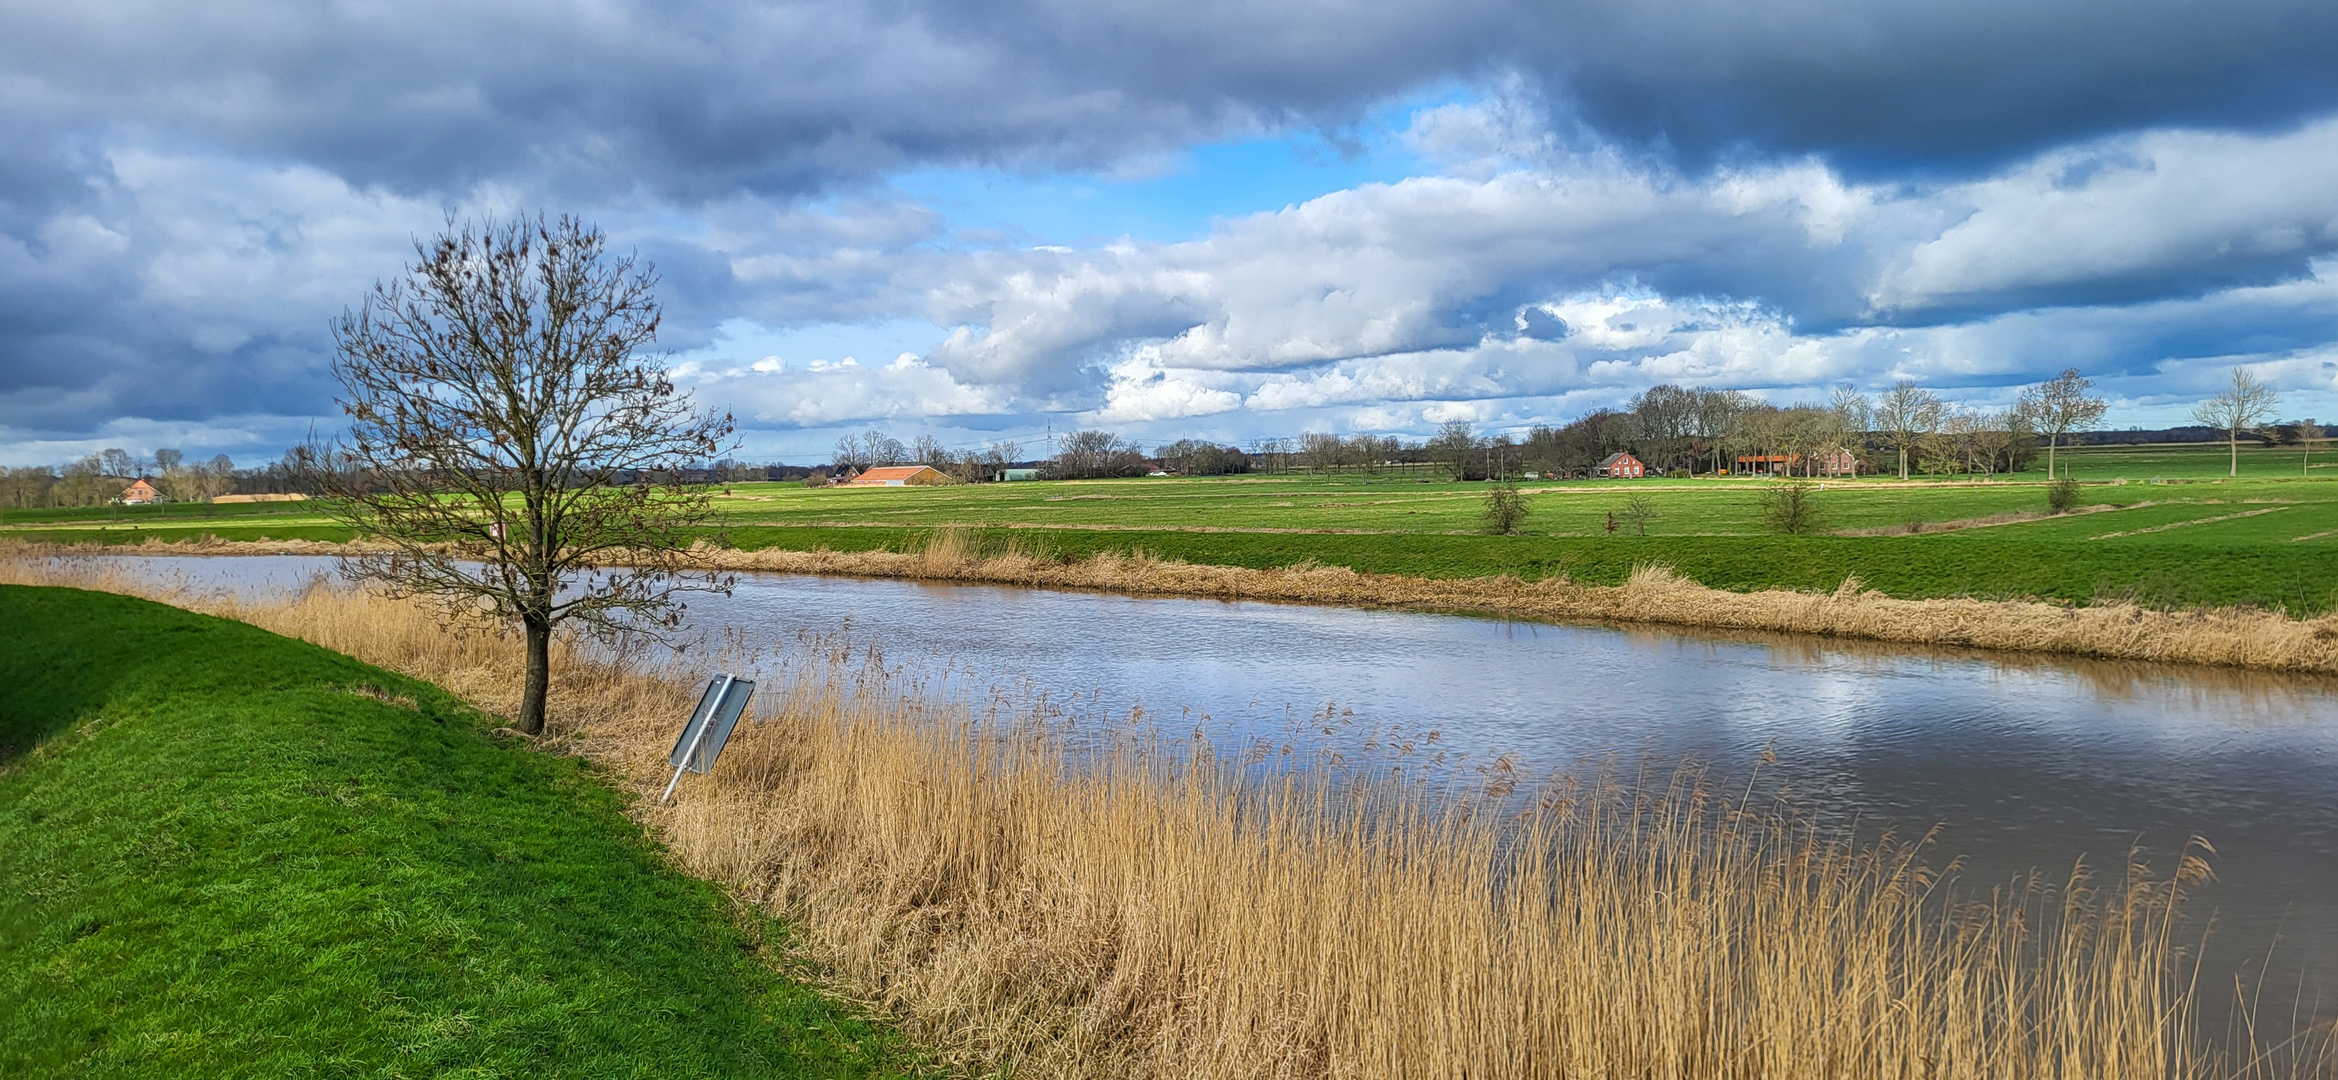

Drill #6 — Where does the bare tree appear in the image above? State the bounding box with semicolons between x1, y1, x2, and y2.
1051;429;1145;478
1968;408;2031;478
2301;420;2325;476
2189;367;2281;478
1874;381;1943;480
1614;495;1659;536
1429;420;1478;481
305;215;734;735
834;428;905;472
2019;368;2109;480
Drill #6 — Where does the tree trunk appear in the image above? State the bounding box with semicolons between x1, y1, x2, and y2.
519;613;551;735
2047;435;2057;480
2230;432;2239;477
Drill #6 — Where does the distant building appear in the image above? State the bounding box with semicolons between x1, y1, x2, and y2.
994;468;1042;482
1733;450;1859;476
119;478;166;504
211;493;308;504
1593;452;1647;479
843;465;951;487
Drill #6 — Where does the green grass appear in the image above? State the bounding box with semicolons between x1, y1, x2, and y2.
14;441;2338;612
0;585;923;1079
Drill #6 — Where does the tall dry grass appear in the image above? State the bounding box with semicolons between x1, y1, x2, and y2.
707;532;2338;676
5;552;2333;1079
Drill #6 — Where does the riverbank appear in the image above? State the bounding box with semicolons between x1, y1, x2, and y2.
4;558;2326;1078
16;534;2338;677
0;585;920;1078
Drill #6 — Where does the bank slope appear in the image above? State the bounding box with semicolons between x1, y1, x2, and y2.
0;585;919;1079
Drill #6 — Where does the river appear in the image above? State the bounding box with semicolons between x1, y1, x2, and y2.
94;553;2338;1019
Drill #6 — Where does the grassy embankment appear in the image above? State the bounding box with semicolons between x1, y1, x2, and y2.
6;558;2330;1079
9;443;2338;613
0;585;921;1078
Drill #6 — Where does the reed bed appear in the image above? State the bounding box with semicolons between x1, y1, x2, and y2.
20;532;2338;676
704;531;2338;676
5;552;2333;1079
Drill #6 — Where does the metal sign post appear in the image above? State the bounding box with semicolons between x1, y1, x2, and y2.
662;674;756;803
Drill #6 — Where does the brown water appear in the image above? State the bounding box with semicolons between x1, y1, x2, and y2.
108;554;2338;1023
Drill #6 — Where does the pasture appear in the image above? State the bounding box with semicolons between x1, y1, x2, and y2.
8;441;2337;612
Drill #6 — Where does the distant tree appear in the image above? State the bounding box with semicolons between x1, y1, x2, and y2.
1429;420;1478;481
1969;407;2033;477
304;214;734;736
1874;381;1944;480
1757;480;1825;535
99;447;136;479
2301;420;2325;476
2188;367;2281;478
1157;438;1249;476
1692;389;1759;474
911;434;949;465
1630;384;1698;469
1614;495;1659;537
1051;429;1146;479
1482;480;1529;535
2019;368;2109;479
834;428;905;472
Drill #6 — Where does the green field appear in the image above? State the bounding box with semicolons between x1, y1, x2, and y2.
9;441;2338;613
0;586;919;1078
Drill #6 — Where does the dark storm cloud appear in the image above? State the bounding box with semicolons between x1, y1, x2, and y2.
1524;0;2338;173
9;0;2337;203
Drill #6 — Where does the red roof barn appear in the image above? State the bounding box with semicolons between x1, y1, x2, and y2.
843;465;951;487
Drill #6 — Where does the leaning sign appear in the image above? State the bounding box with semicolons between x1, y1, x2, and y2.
662;674;756;803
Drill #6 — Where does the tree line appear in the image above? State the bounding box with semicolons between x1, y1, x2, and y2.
0;447;313;509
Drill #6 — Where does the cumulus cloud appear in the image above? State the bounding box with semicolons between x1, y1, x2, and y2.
674;350;1009;429
887;123;2338;435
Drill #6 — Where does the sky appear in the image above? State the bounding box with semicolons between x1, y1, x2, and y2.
6;0;2338;467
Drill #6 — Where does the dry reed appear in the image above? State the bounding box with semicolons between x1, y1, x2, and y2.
5;552;2333;1079
703;533;2338;677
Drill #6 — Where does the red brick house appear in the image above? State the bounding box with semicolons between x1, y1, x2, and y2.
119;478;166;504
1593;452;1647;478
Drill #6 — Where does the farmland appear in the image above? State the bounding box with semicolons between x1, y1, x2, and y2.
8;441;2338;613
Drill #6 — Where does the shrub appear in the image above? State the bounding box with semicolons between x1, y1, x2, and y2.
1483;482;1530;535
1757;480;1825;535
2048;478;2081;514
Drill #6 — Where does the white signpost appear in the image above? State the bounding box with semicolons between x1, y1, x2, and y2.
662;674;756;803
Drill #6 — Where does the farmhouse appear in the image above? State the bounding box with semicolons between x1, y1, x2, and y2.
1733;450;1860;476
118;478;166;504
1593;452;1647;478
844;465;951;487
